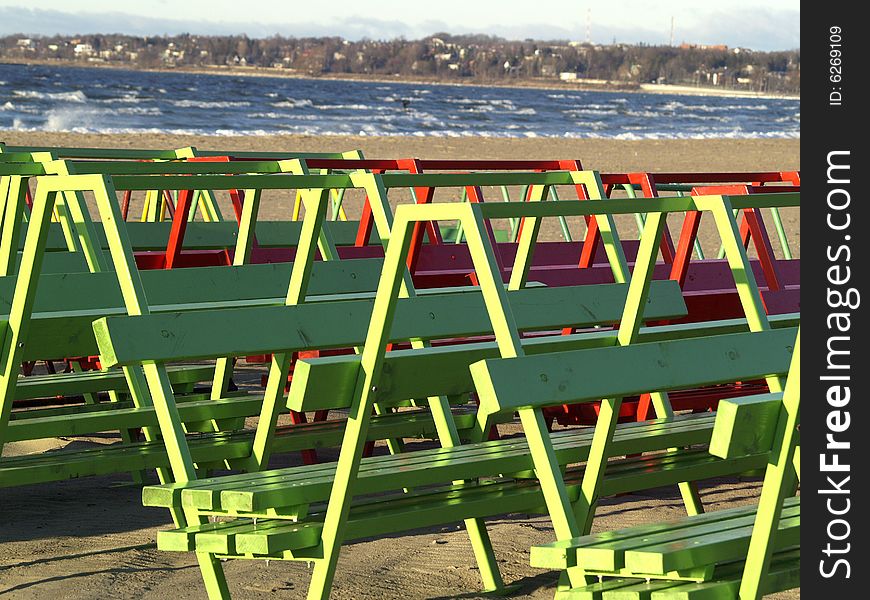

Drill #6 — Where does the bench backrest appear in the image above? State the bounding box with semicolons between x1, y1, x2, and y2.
470;327;795;414
0;259;384;361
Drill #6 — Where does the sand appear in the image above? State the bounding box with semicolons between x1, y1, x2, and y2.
0;133;799;599
1;132;799;174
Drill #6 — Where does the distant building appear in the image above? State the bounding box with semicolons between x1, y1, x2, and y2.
680;43;728;52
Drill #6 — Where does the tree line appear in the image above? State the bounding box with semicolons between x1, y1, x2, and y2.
2;32;800;93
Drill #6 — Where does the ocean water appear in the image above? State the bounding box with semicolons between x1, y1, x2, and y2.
0;63;799;139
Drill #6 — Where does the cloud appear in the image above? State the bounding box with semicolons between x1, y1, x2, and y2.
0;7;799;50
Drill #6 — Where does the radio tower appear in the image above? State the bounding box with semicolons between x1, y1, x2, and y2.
670;16;675;46
586;8;591;44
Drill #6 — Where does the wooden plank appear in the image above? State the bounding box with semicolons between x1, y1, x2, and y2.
13;364;213;401
471;329;796;413
193;415;718;513
1;408;458;488
625;511;799;575
14;220;367;251
2;258;384;360
94;279;686;367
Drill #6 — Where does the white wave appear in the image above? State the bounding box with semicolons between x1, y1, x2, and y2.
515;108;537;115
170;99;251;108
444;97;515;108
1;101;15;111
43;106;101;131
271;99;314;108
623;109;659;118
316;103;372;110
12;89;89;103
115;106;163;115
97;93;143;104
564;108;615;116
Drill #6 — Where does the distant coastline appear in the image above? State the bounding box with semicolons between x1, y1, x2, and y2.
0;57;800;101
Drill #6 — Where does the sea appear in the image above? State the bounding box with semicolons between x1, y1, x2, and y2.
0;63;799;139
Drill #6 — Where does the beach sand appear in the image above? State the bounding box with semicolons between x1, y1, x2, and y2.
0;133;799;599
2;131;799;174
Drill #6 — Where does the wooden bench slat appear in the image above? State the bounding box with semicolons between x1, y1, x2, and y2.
155;447;766;559
647;549;800;599
143;412;721;509
531;497;798;571
169;413;719;513
15;220;368;252
14;364;213;401
1;408;479;488
94;280;688;367
472;329;796;413
2;259;385;360
625;509;800;575
288;315;798;412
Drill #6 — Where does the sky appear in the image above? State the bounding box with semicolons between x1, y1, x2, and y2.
0;0;800;51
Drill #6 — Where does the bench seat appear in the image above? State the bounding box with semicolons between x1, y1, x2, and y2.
550;548;799;599
530;496;800;574
13;364;214;401
0;407;501;487
154;440;768;557
143;412;720;512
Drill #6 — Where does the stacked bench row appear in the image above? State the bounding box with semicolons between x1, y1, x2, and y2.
1;145;799;599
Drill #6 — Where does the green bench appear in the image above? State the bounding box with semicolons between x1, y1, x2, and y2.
108;179;796;599
528;331;800;599
0;169;386;486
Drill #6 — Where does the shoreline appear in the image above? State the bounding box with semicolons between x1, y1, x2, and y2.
1;57;800;101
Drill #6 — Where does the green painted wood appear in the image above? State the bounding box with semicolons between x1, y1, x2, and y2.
1;408;471;488
157;414;719;513
707;394;783;460
145;413;689;506
471;329;796;414
13;364;213;401
5;395;265;442
531;499;798;571
624;510;799;575
14;220;375;252
1;258;384;360
149;446;768;561
647;550;800;599
0;258;384;313
94;280;687;367
554;579;692;600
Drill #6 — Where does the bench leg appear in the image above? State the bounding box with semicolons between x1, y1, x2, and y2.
429;395;509;593
465;518;512;593
105;386;146;484
197;551;231;599
646;391;705;517
374;403;405;455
